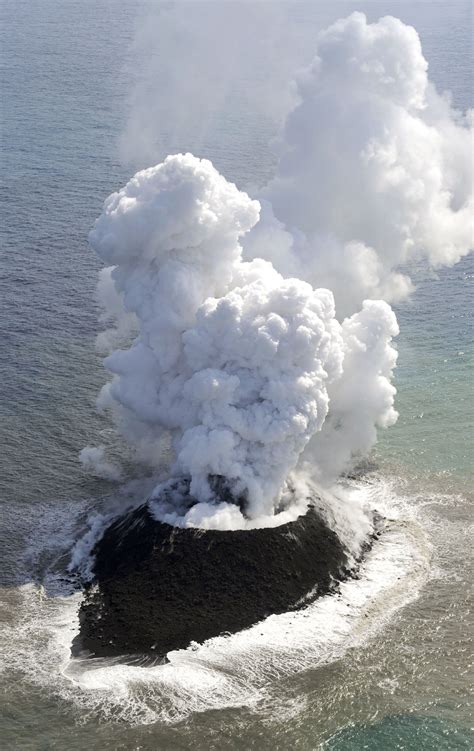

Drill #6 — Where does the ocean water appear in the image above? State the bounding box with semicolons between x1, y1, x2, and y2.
0;1;472;749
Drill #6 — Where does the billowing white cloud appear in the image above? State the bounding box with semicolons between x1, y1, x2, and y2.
244;12;473;315
85;14;471;529
88;153;397;527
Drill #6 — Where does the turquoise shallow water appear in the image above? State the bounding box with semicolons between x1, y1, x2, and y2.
327;715;473;750
0;1;472;749
377;256;473;493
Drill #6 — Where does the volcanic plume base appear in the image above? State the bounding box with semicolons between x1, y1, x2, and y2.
73;478;381;663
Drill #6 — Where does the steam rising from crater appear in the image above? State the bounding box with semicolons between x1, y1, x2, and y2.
89;153;397;526
85;13;472;529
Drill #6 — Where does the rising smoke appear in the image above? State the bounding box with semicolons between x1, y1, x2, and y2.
84;13;472;529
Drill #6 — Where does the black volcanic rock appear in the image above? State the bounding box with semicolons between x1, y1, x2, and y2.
75;500;350;661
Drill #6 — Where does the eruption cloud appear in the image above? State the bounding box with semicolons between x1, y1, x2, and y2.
86;14;472;529
244;12;473;315
89;153;397;527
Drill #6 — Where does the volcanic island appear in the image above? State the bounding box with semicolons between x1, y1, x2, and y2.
73;478;379;662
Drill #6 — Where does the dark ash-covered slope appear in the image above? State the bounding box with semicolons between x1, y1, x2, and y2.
74;500;352;661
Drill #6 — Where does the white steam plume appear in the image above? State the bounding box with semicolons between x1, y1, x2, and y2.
244;12;473;315
79;446;123;482
175;262;343;519
85;13;471;529
120;1;297;168
88;153;396;526
305;300;399;484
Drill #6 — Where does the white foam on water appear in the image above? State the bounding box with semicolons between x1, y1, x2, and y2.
0;477;436;726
